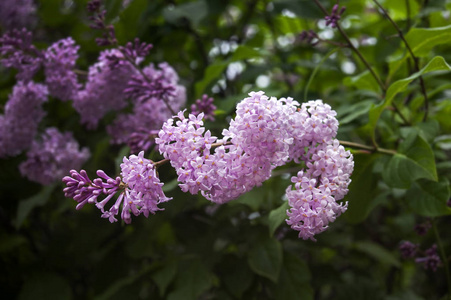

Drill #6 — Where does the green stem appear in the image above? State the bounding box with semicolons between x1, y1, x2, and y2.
432;218;451;300
339;140;397;155
304;48;340;101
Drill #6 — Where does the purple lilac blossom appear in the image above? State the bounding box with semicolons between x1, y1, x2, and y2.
0;28;43;81
107;62;186;152
124;62;177;104
284;100;352;241
0;81;48;157
73;49;136;128
191;94;216;121
157;91;302;204
44;37;81;101
415;244;441;272
63;151;171;224
399;241;419;259
19;128;90;185
0;0;36;30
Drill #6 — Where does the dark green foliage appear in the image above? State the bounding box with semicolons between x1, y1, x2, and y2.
1;0;451;299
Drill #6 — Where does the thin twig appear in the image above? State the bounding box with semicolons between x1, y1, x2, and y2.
373;0;429;120
339;140;397;155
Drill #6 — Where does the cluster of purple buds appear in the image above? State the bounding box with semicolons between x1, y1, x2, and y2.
124;70;177;104
63;151;171;224
191;94;217;121
325;4;346;28
87;0;117;46
119;38;153;63
414;220;432;236
0;28;43;81
298;30;319;46
399;242;442;272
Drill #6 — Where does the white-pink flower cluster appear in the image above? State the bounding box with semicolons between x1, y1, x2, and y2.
157;91;353;240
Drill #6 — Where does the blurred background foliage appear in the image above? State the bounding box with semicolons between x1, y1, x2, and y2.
1;0;451;299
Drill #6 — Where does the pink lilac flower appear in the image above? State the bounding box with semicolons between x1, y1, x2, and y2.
157;92;301;204
73;49;136;128
0;81;48;157
284;99;352;241
19;128;90;185
0;28;43;81
62;151;171;224
44;37;81;101
0;0;36;30
191;94;216;121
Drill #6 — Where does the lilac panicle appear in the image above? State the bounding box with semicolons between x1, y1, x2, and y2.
0;81;48;157
0;28;43;81
415;244;441;272
0;0;36;30
191;94;216;121
399;241;418;259
19;128;90;185
107;62;186;152
44;37;81;101
73;49;136;128
62;151;171;224
325;4;346;28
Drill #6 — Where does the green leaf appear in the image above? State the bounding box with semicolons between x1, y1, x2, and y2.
272;0;323;19
383;131;437;188
345;154;380;224
167;259;214;300
18;272;72;300
366;56;451;140
405;24;451;57
15;184;56;229
163;1;208;26
344;70;381;93
354;241;401;268
230;45;261;61
389;25;451;78
223;260;254;299
95;264;157;300
406;178;451;217
247;236;283;282
272;252;313;300
194;61;228;97
152;260;178;297
268;201;289;236
337;99;374;125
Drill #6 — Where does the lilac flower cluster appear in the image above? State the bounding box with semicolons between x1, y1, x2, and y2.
19;128;90;185
107;63;186;152
0;28;43;81
63;151;171;224
157;92;299;204
0;0;36;30
64;91;352;239
399;241;442;272
0;81;48;157
191;94;216;121
44;37;81;101
325;4;346;28
284;100;352;240
286;140;352;241
156;91;353;231
73;49;136;128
